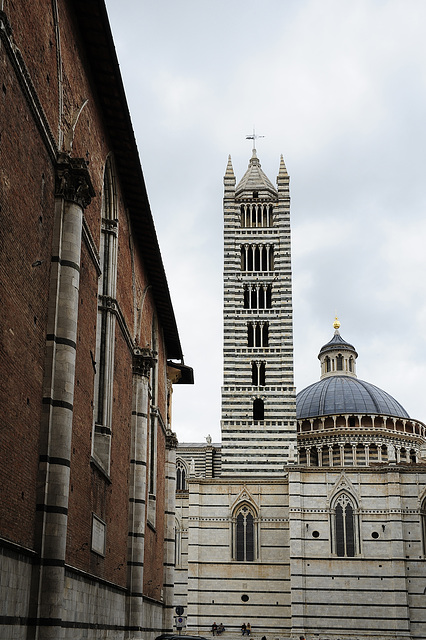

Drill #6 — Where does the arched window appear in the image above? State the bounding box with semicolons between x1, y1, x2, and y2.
253;398;264;421
93;156;118;472
176;459;187;491
325;356;331;372
234;504;257;561
251;362;265;386
348;356;353;372
336;354;343;371
331;493;358;557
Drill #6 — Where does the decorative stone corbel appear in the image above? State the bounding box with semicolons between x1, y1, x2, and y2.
55;152;95;209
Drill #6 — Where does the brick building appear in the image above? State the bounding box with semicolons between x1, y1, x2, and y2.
0;1;192;638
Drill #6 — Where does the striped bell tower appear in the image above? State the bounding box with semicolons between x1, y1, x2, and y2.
220;148;297;475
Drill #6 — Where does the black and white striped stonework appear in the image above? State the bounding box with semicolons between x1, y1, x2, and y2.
221;151;297;476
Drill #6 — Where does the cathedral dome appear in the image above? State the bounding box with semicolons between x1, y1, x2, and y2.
296;375;409;420
296;320;410;420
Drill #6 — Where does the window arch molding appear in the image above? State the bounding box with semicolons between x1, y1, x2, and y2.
232;501;259;562
330;491;360;557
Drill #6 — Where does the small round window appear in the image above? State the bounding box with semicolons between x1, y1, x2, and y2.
241;594;249;603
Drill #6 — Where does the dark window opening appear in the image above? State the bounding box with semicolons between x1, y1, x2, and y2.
336;354;343;371
253;398;264;421
236;506;255;561
335;498;355;557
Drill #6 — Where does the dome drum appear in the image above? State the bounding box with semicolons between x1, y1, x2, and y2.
297;438;420;467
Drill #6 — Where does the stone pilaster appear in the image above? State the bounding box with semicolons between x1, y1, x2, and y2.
32;153;94;640
163;428;178;631
126;348;155;638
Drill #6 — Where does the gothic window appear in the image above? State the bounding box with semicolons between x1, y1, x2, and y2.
92;156;118;472
244;284;272;310
244;286;250;309
240;244;274;271
253;398;264;421
176;459;187;491
247;323;254;347
240;203;273;228
331;493;358;557
251;361;265;386
421;498;426;555
263;323;269;346
248;322;268;347
233;504;257;561
336;354;343;371
325;356;331;372
348;356;353;372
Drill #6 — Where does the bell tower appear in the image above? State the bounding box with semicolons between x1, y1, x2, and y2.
220;147;297;475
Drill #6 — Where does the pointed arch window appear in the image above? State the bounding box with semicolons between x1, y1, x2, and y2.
336;354;343;371
92;156;118;472
331;493;358;557
176;459;187;491
233;504;257;561
325;356;331;372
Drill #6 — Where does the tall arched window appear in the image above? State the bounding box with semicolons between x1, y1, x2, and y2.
331;493;358;557
176;459;187;491
93;156;118;472
234;504;257;561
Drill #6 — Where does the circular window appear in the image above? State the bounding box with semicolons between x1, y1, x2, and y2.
241;594;249;603
371;531;379;539
312;530;320;538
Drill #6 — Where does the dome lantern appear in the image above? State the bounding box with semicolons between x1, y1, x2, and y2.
318;318;358;379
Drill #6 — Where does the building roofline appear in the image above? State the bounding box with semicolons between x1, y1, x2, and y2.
72;0;183;359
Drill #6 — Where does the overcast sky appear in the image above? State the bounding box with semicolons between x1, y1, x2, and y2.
105;0;426;443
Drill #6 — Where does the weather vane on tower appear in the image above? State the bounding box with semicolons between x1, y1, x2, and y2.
246;126;264;151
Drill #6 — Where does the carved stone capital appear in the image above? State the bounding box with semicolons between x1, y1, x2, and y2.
55;152;95;209
165;429;178;450
133;348;157;377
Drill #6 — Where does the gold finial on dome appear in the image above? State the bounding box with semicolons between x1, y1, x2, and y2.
333;316;340;330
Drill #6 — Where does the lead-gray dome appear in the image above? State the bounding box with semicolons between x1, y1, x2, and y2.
296;375;410;420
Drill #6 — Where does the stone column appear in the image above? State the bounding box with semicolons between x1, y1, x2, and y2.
33;153;94;640
163;429;178;632
126;348;155;638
